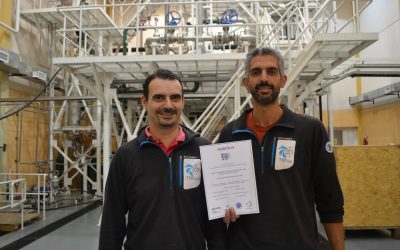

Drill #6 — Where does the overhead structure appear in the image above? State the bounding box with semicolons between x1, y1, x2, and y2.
349;81;400;105
14;0;379;196
282;32;379;109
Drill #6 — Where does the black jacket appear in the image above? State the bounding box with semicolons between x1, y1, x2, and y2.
218;106;344;250
99;126;227;250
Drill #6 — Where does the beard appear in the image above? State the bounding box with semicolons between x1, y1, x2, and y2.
249;81;280;106
156;107;178;127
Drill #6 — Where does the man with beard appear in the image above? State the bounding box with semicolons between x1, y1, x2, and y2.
219;47;345;250
99;69;227;250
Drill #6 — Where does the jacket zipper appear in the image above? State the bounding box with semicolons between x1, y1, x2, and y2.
271;137;277;169
140;132;200;192
260;146;265;175
168;157;173;191
233;129;265;175
260;133;269;175
179;156;183;188
142;140;174;190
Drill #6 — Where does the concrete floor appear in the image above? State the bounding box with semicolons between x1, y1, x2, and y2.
1;205;399;250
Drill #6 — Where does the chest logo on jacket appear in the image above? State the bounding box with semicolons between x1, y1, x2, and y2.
184;158;201;189
275;139;296;170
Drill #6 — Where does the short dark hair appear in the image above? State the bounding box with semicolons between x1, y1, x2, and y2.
244;47;285;77
143;69;183;99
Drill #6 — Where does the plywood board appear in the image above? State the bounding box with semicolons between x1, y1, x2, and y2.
0;212;41;232
335;145;400;228
6;90;49;188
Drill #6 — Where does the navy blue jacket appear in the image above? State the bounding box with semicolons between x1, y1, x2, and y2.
99;126;227;250
218;106;344;250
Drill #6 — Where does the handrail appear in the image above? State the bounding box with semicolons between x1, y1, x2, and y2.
283;0;334;59
192;1;298;134
0;173;48;219
0;178;26;229
200;0;366;142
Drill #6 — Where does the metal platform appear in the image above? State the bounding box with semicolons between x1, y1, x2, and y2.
52;53;246;84
21;6;122;38
282;32;379;108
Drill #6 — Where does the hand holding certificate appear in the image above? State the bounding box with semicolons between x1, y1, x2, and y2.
200;140;259;220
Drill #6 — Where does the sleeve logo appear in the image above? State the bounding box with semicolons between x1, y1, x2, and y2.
325;142;333;153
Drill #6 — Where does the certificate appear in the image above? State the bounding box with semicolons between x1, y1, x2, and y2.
200;140;259;220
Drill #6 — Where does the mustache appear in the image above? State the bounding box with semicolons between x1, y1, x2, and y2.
255;81;274;91
156;107;177;115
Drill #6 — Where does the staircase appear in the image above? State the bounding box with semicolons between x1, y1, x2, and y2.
190;0;378;141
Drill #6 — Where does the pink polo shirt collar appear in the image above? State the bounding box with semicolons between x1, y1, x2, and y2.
145;126;186;156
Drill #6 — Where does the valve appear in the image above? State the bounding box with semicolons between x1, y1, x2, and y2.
220;9;239;24
167;11;182;26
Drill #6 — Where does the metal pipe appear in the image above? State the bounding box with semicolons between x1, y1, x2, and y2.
0;92;222;103
327;87;334;145
102;79;111;198
16;112;23;175
319;95;323;122
95;100;102;195
145;33;254;48
353;0;360;33
123;29;128;55
35;103;40;165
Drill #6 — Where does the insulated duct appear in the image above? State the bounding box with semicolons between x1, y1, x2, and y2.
0;48;48;83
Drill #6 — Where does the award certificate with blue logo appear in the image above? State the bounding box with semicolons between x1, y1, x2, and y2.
200;140;259;220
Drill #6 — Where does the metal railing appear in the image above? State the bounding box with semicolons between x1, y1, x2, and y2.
191;0;371;141
0;173;48;219
21;1;306;58
0;178;27;229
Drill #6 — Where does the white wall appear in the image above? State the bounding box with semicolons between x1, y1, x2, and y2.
360;0;400;92
326;0;400;110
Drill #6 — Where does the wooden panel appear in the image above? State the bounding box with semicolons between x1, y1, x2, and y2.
0;212;41;232
6;90;49;188
335;145;400;228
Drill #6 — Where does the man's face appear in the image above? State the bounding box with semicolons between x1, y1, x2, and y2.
141;78;184;129
243;55;287;106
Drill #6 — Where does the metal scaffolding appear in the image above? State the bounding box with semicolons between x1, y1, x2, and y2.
6;0;379;198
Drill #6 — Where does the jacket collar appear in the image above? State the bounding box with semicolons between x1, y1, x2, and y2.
137;125;199;147
232;105;296;132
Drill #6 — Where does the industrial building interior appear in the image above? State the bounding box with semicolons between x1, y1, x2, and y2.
0;0;399;249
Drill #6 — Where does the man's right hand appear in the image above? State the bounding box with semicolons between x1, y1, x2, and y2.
223;207;239;225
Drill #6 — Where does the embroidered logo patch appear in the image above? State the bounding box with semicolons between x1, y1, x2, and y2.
325;141;333;153
275;139;296;170
183;158;201;190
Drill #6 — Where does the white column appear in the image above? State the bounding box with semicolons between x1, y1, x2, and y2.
98;30;103;56
101;74;113;195
327;87;334;144
234;77;241;118
95;100;102;195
